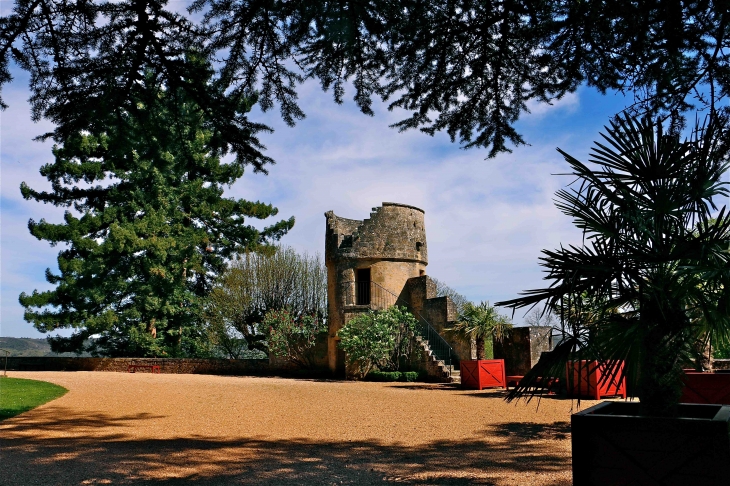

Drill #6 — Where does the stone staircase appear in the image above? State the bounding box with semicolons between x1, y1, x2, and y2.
415;335;459;383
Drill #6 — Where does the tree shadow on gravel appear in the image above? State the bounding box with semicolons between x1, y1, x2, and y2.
387;383;463;391
461;390;600;406
390;386;564;402
485;422;572;441
0;406;572;486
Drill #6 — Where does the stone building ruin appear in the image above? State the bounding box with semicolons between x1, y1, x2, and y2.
324;202;472;379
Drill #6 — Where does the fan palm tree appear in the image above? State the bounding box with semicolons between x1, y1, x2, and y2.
451;301;513;360
497;113;730;417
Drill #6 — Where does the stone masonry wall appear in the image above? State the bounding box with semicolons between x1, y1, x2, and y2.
423;296;472;362
714;359;730;370
4;357;279;374
325;203;428;264
493;326;553;376
401;275;436;319
403;276;471;364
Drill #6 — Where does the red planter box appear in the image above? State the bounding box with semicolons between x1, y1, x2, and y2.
681;371;730;404
460;359;506;390
566;360;626;400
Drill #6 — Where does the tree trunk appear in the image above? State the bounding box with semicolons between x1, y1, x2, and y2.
148;318;157;339
637;328;684;417
692;333;713;372
476;337;485;360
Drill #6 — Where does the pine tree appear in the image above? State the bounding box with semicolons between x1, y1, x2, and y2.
18;64;294;357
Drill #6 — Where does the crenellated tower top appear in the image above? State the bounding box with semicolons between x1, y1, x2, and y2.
324;202;427;265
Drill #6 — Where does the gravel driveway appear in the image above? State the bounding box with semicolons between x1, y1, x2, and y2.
0;371;596;485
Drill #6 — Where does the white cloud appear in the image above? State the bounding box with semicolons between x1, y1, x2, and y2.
1;77;64;337
525;91;580;119
1;75;612;336
233;82;591;325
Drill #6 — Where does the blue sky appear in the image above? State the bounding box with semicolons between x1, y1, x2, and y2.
0;55;635;338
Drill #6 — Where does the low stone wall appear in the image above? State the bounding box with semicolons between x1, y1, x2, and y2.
714;359;730;371
3;356;313;376
9;355;726;377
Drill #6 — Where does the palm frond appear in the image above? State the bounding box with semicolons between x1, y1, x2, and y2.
497;113;730;411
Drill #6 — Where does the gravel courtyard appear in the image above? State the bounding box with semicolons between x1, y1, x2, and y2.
0;371;600;485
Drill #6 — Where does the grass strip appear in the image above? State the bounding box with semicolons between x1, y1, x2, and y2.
0;377;67;421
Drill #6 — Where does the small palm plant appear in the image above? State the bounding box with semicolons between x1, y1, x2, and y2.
497;113;730;417
450;301;513;360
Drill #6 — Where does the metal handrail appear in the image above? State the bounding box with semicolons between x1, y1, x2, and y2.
344;280;398;309
341;280;455;375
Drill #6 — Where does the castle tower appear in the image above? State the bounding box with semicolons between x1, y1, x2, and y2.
324;202;428;375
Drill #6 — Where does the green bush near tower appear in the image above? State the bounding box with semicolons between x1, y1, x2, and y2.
364;370;426;382
337;306;418;379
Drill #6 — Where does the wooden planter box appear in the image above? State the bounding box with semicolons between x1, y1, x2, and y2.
681;371;730;404
572;401;730;486
567;360;626;400
460;359;506;390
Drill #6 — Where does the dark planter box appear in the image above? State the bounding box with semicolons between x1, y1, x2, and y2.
460;359;506;390
567;360;627;400
681;371;730;404
572;401;730;486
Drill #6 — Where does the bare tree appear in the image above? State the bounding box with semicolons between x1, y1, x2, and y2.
206;246;327;357
524;307;558;328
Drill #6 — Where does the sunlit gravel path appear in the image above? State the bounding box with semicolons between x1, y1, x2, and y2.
0;371;602;485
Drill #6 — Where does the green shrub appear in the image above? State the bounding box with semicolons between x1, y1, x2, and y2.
365;370;424;382
337;306;418;378
403;371;421;382
714;341;730;359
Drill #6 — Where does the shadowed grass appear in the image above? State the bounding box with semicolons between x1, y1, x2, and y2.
0;377;67;421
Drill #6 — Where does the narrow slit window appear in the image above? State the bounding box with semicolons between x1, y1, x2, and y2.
356;268;371;305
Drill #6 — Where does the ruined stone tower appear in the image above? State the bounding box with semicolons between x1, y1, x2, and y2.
325;202;470;377
325;203;428;374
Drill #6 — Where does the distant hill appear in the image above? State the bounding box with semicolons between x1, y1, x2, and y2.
0;337;91;357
